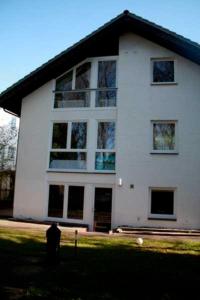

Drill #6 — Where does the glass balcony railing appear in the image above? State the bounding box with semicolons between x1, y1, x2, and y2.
54;88;117;109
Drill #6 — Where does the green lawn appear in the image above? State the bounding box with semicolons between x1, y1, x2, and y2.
0;226;200;300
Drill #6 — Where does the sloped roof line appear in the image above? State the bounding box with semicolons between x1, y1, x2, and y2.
0;11;125;99
128;11;200;49
1;10;200;116
1;10;200;100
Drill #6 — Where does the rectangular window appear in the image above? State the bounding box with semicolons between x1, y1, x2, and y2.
150;189;175;218
49;152;86;169
95;121;115;171
152;121;177;153
97;122;115;149
52;123;68;149
49;121;87;170
71;122;87;149
152;59;175;83
54;91;90;108
98;61;116;88
48;185;64;218
75;62;91;89
96;60;117;107
67;186;84;219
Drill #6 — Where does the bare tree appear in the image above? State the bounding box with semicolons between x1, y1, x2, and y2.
0;119;18;170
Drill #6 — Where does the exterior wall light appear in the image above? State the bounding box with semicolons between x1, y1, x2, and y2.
118;178;123;186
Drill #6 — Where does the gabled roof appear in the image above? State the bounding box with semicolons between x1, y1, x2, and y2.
1;10;200;116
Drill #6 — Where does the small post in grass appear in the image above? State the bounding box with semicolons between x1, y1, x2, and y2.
74;230;78;257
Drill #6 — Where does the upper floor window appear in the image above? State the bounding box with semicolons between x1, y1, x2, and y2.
152;59;175;83
54;62;91;109
54;58;117;109
96;61;117;107
151;121;177;153
95;121;116;171
49;121;87;170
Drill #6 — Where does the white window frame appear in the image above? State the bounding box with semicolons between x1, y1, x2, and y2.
48;120;88;172
151;58;177;85
148;187;177;220
46;182;86;223
94;120;116;173
52;56;118;111
151;120;178;154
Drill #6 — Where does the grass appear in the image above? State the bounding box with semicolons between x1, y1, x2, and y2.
0;226;200;300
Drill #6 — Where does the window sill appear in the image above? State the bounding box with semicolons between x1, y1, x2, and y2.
148;217;177;221
52;107;117;112
150;151;179;155
47;169;116;174
151;82;178;86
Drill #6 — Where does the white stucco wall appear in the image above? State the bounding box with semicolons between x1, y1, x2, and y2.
14;32;200;230
115;33;200;229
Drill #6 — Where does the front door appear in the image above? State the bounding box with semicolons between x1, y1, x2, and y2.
93;187;112;232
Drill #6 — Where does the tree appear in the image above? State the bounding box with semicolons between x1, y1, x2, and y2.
0;119;18;170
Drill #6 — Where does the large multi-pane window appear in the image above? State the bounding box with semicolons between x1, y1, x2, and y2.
152;121;177;153
48;184;85;220
49;122;87;170
96;61;117;107
54;58;117;109
54;62;91;108
95;122;115;171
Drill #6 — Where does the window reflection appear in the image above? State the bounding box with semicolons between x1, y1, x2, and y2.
98;61;116;88
71;122;87;149
97;122;115;149
75;62;91;89
153;123;175;150
153;60;174;82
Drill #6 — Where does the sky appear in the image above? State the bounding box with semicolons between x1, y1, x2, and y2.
0;0;200;123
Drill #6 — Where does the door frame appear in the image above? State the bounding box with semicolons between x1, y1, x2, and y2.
92;184;114;231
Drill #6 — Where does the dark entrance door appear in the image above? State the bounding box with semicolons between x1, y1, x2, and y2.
94;187;112;232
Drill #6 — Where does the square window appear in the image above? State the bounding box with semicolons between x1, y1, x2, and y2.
95;152;115;171
152;60;174;83
98;61;116;88
150;189;174;216
152;121;177;152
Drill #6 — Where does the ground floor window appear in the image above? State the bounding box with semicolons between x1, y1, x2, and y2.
48;185;64;218
48;184;84;220
149;188;175;219
67;186;84;219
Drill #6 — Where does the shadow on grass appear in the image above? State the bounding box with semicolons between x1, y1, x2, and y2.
0;236;200;300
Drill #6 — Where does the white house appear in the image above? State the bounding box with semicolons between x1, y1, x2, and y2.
1;10;200;231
